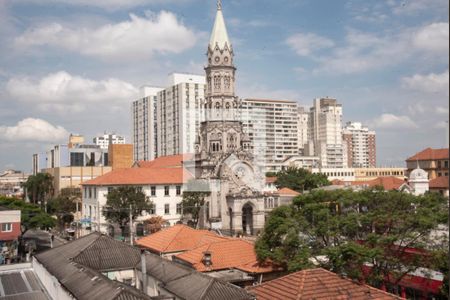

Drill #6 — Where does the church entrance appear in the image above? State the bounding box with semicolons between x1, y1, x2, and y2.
242;203;253;235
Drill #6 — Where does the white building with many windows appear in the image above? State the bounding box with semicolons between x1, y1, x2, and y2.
156;73;205;157
81;155;192;233
132;86;164;161
93;133;125;150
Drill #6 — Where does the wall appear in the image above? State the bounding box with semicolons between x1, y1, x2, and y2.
0;210;21;241
108;144;133;170
32;258;73;300
46;166;112;194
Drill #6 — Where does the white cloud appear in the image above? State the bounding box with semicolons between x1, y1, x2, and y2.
402;70;449;95
370;113;418;129
286;33;334;56
11;0;189;10
6;71;138;112
413;22;449;54
15;11;197;61
0;118;69;142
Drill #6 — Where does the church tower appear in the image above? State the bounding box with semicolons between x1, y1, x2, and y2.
193;1;265;235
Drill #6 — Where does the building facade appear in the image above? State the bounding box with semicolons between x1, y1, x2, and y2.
297;106;309;155
156;73;205;157
132;86;163;161
93;133;125;150
307;98;345;168
406;148;449;180
342;122;376;168
0;208;21;264
241;98;299;168
0;170;29;197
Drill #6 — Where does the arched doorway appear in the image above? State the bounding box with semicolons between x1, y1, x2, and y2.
242;203;254;235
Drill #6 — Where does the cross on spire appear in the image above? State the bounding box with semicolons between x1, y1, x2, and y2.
217;0;222;10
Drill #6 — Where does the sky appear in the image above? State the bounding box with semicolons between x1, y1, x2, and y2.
0;0;448;172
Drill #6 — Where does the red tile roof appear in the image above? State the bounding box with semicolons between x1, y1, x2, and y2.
333;177;405;191
277;187;301;196
82;167;192;186
135;224;225;254
248;268;401;300
429;176;449;189
406;148;449;161
175;238;277;274
136;154;194;169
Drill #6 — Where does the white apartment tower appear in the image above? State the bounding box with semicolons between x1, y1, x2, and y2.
342;122;376;168
297;106;309;155
132;86;163;161
307;97;345;168
241;99;299;167
157;73;206;157
93;133;125;150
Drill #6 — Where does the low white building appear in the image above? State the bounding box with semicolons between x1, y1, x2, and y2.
81;155;192;234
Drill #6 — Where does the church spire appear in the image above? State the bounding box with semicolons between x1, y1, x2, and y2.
209;0;231;50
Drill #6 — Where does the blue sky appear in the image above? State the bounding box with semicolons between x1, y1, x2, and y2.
0;0;448;172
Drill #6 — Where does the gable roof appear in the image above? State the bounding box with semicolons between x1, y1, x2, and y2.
277;187;301;196
34;232;152;300
136;224;226;254
332;177;406;191
135;154;193;169
429;176;449;189
138;252;254;300
174;238;276;274
248;268;400;300
406;148;449;161
82;167;192;186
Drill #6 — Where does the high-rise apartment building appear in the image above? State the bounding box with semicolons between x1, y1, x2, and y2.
307;97;345;168
342;122;376;168
241;99;298;167
132;86;163;161
93;133;125;150
297;106;309;155
157;73;205;157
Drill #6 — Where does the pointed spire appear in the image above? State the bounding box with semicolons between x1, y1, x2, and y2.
209;0;231;50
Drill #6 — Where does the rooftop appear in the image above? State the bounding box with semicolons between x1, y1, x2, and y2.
406;148;449;162
248;268;401;300
0;264;50;300
429;176;449;189
332;176;406;191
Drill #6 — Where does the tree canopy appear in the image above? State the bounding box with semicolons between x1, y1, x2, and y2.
0;197;56;234
274;167;330;192
102;186;153;235
23;173;54;208
181;180;211;228
47;187;80;228
255;188;448;288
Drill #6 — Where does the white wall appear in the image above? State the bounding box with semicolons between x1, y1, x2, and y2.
32;258;74;300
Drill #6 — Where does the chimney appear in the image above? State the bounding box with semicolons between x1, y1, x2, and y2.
141;250;148;293
202;251;212;267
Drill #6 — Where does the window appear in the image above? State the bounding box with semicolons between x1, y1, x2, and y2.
1;223;12;232
88;187;92;198
70;152;84;166
176;203;182;214
150;186;156;196
164;204;170;215
164;186;170;196
176;186;181;196
93;187;97;199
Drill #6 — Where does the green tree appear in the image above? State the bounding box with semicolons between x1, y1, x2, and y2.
0;196;56;234
47;187;80;229
274;167;330;192
23;173;54;209
181;180;211;228
102;186;153;236
256;188;447;288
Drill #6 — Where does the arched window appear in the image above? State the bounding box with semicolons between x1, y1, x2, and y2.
214;75;221;90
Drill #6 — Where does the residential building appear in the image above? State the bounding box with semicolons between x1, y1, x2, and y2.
93;133;125;149
307;97;345;168
136;251;254;299
241;98;299;167
0;169;29;197
297;106;309;155
264;155;319;173
82;155;193;233
429;176;449;197
342;121;376;168
248;268;401;300
132;86;163;161
406;148;449;179
0;207;21;264
157;73;205;157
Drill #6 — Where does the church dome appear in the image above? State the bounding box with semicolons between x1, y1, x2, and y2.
409;166;428;181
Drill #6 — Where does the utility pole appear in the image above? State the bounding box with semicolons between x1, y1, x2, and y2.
129;204;133;246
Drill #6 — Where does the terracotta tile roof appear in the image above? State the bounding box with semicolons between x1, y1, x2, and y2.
248;268;401;300
429;176;449;189
135;224;225;254
82;167;192;186
136;154;194;168
406;148;449;161
277;187;301;196
175;238;276;274
333;177;405;191
265;176;277;184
